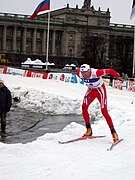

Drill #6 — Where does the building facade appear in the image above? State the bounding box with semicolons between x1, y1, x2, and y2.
0;1;134;76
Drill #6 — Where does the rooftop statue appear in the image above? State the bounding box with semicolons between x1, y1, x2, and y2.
82;0;91;9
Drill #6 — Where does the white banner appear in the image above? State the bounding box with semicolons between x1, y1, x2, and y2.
6;67;25;76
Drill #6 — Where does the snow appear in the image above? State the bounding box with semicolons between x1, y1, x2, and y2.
22;58;55;66
0;73;135;180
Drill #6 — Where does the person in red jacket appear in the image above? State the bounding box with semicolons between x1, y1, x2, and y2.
76;64;120;142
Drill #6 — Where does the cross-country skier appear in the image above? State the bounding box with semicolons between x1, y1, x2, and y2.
76;64;120;142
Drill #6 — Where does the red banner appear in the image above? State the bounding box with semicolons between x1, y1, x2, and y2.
25;70;48;79
0;65;7;74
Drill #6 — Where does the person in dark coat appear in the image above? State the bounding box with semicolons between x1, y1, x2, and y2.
0;79;12;133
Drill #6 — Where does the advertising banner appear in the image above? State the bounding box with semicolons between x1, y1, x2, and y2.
47;73;72;82
25;70;48;79
113;80;123;90
0;66;7;74
6;67;25;76
128;81;135;92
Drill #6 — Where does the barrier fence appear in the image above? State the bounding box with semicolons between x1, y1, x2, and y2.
0;65;135;92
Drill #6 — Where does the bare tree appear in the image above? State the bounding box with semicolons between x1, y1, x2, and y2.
109;36;133;76
80;32;107;68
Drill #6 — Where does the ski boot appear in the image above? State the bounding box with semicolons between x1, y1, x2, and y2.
83;123;92;136
111;129;119;143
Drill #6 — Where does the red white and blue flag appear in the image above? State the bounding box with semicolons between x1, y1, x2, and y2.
30;0;50;20
130;0;135;20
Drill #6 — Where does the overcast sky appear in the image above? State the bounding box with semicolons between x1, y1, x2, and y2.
0;0;134;25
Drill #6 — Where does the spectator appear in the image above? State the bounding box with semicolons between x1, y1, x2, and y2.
0;79;12;134
109;75;113;86
121;73;128;80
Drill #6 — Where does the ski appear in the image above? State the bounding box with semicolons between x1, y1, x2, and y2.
58;135;106;144
107;138;124;151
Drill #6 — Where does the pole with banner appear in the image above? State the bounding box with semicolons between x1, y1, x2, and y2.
30;0;50;71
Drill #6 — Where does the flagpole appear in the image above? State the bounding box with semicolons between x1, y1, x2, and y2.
45;9;50;71
30;0;51;71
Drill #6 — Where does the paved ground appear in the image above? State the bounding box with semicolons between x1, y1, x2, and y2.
0;107;84;144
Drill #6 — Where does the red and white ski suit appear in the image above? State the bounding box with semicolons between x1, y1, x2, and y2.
76;68;120;131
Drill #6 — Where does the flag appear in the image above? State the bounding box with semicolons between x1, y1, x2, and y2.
130;0;135;20
30;0;50;20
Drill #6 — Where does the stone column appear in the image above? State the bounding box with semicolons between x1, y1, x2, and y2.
3;26;7;51
62;31;68;56
13;26;17;52
42;29;46;55
32;28;37;54
52;30;56;55
22;27;27;53
74;31;78;57
105;34;109;59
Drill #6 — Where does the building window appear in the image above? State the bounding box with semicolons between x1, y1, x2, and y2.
69;47;73;56
17;31;21;37
56;31;62;41
36;41;42;53
70;34;73;40
7;29;13;37
16;41;21;52
27;31;32;38
56;45;61;55
26;42;32;53
0;27;3;36
49;31;53;41
6;40;12;51
0;27;2;50
68;32;75;41
0;40;2;50
36;32;41;39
